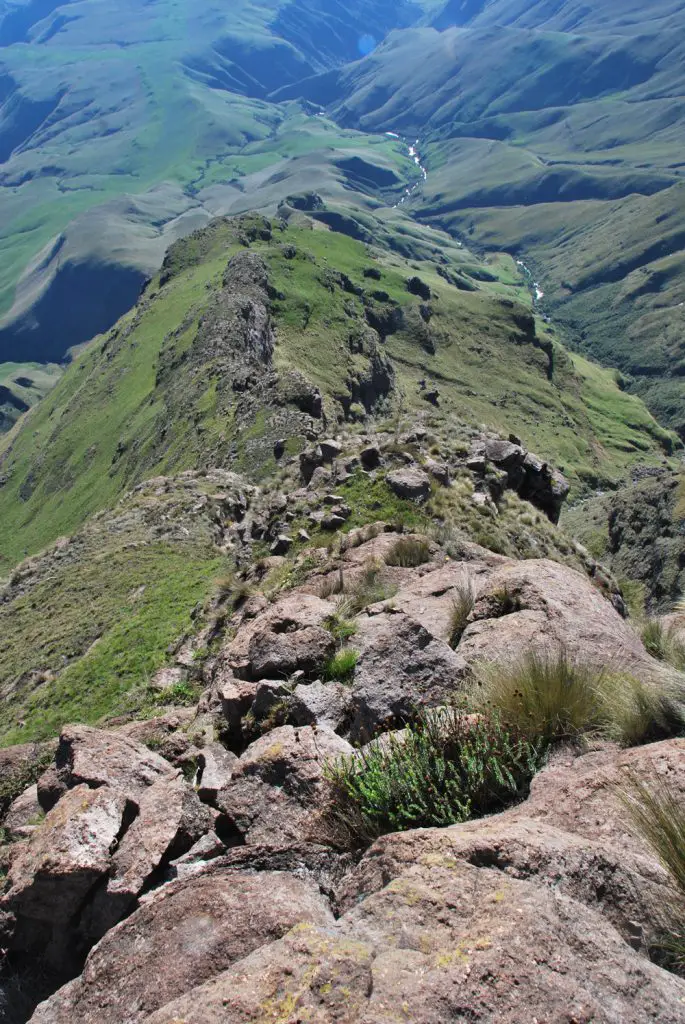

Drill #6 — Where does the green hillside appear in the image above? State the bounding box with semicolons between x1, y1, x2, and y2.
285;2;685;435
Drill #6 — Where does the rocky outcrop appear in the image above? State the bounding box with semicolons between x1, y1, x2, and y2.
30;869;333;1024
470;436;570;523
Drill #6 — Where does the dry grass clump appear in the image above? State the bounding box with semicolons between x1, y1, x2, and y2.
336;561;397;618
642;619;685;671
620;775;685;974
449;576;476;648
384;536;432;568
475;650;684;747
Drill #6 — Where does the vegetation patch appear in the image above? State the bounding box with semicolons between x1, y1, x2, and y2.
384;536;432;568
476;650;684;747
324;708;547;848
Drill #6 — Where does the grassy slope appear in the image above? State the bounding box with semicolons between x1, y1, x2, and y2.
0;216;673;571
290;5;685;435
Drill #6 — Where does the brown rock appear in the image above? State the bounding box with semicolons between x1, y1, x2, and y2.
217;725;353;845
386;466;431;501
3;785;127;933
350;612;468;740
30;869;334;1024
4;783;42;839
247;623;335;680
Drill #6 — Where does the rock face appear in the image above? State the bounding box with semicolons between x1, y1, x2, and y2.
470;437;570;523
217;725;353;845
30;869;334;1024
386;466;431;501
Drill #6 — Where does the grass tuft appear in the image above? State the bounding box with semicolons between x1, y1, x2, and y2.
322;649;359;684
620;775;685;974
337;561;398;618
476;650;683;746
449;576;476;648
384;536;432;568
642;620;685;671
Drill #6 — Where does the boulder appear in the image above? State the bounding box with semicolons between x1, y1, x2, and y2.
30;869;334;1024
81;775;213;939
3;785;127;938
4;783;42;839
289;680;354;732
39;725;176;811
350;613;468;741
360;445;381;470
143;853;685;1023
247;623;335;680
386;466;431;501
270;534;292;556
217;725;353;845
424;457;449;486
299;446;324;483
196;743;238;804
320;439;343;462
458;558;672;685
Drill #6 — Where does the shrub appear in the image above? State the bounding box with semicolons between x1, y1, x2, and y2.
324;708;547;848
642;619;685;671
318;569;345;600
476;650;682;746
449;576;475;648
323;649;359;683
620;775;685;974
384;536;432;568
337;561;397;618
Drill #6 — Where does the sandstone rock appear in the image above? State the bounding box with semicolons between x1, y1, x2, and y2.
459;558;672;685
217;676;260;742
217;725;352;845
143;853;685;1023
4;783;42;840
3;785;127;936
247;623;335;681
386;466;431;501
351;613;468;741
30;869;334;1024
148;666;186;691
42;725;176;809
81;775;213;938
196;743;238;804
290;680;354;732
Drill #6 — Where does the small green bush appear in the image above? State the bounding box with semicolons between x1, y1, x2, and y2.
323;649;359;683
642;620;685;671
620;775;685;974
384;536;432;568
323;613;358;645
449;576;475;648
324;708;547;847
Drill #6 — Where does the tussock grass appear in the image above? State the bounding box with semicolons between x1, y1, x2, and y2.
476;650;683;746
337;561;398;618
642;619;685;671
384;535;432;568
322;649;359;684
449;576;476;648
620;775;685;974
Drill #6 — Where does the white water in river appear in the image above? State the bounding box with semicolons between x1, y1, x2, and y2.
516;258;545;305
387;133;428;208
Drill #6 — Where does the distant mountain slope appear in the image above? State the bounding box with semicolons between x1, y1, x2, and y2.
0;211;673;571
284;0;685;434
0;0;434;364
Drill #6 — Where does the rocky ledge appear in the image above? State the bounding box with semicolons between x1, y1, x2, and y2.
1;521;685;1022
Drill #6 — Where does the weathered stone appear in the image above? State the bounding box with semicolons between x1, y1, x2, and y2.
217;725;352;845
351;613;468;741
289;680;354;732
424;458;449;486
3;785;127;934
270;534;292;556
247;623;335;681
360;445;381;470
81;775;212;938
4;784;42;839
386;466;431;501
196;743;238;804
30;869;334;1024
299;446;323;483
320;439;343;462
